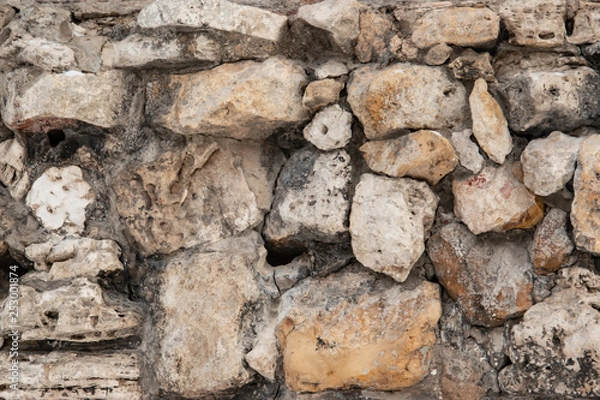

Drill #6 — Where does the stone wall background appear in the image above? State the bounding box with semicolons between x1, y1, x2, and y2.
0;0;599;399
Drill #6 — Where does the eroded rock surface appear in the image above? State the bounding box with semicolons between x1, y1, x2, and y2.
450;129;484;174
303;105;353;151
499;0;567;48
529;208;574;274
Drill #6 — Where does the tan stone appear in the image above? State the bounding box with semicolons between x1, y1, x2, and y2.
499;0;567;48
0;137;27;199
469;78;512;164
568;1;600;44
529;208;574;274
424;43;452;66
360;130;458;185
277;267;442;392
412;7;500;49
354;10;394;63
448;49;495;82
302;79;344;111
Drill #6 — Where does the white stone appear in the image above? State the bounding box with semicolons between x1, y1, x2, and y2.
26;166;94;233
19;38;76;71
314;60;349;79
0;138;26;197
450;129;485;174
303;105;352;151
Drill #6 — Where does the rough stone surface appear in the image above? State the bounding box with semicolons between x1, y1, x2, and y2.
360;130;458;185
521;131;583;196
424;43;452;66
264;148;352;246
448;49;495;82
302;79;344;111
499;0;567;48
0;137;29;199
18;38;76;71
469;78;513;164
354;10;394;63
350;173;438;282
26;166;95;234
412;7;500;49
568;1;600;44
313;60;349;80
348;64;467;139
453;163;544;234
450;129;484;174
277;267;442;392
146;57;309;140
529;208;574;274
303;105;353;151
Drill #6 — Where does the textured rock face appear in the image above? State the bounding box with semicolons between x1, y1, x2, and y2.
146;57;309;140
360;130;458;185
569;1;600;44
303;105;352;151
0;137;28;199
302;79;345;111
412;7;500;49
529;208;574;274
450;129;484;174
453;163;544;234
355;9;394;63
499;0;567;48
448;49;495;82
348;64;467;139
277;267;442;392
350;174;438;282
427;222;534;327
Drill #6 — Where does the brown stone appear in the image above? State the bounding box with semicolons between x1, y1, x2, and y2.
354;10;394;63
499;0;567;48
302;79;344;111
529;208;574;274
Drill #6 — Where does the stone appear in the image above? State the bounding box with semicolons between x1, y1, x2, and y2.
277;267;442;391
521;131;583;196
497;65;600;134
113;140;262;256
499;0;567;48
295;0;363;54
448;49;495;82
354;10;394;63
303;105;352;151
274;253;312;293
412;7;500;49
150;232;265;397
263;148;352;246
350;173;438;282
0;277;142;342
1;69;136;133
360;130;458;185
450;129;484;174
427;222;534;327
499;272;600;398
0;5;15;29
424;43;452;66
347;64;467;139
0;351;141;399
11;0;153;18
302;79;344;111
18;38;76;71
0;137;27;199
26;166;94;234
568;1;600;44
146;57;309;140
138;0;288;43
246;317;280;381
469;78;512;164
453;163;544;234
69;36;107;73
529;208;574;274
102;33;221;69
313;60;349;80
389;35;420;62
571;134;600;254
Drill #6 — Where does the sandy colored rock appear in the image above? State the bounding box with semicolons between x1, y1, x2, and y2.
469;78;512;164
18;38;76;71
0;137;28;199
453;163;544;234
348;64;467;139
303;104;353;151
302;79;344;111
313;60;348;79
521;131;583;196
26;166;94;234
412;7;500;49
146;57;309;140
277;267;442;391
448;49;495;82
0;5;15;29
428;222;534;327
360;130;458;185
354;9;394;63
350;173;438;282
499;0;567;48
450;129;484;174
138;0;288;42
568;1;600;44
424;43;452;66
529;208;574;274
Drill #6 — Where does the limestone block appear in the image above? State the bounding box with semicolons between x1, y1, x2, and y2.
529;208;574;274
499;0;567;48
450;129;484;174
302;79;344;111
303;105;352;151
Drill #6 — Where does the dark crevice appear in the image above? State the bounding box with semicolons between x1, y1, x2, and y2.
47;129;66;147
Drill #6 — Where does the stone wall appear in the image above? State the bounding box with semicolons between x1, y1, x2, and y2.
0;0;599;399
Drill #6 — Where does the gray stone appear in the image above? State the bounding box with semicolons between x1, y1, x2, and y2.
424;43;452;66
18;38;76;71
499;0;567;48
303;105;353;151
8;0;153;18
529;208;574;274
273;253;312;293
0;5;15;29
313;60;349;79
448;49;495;82
69;36;107;73
450;129;484;174
568;1;600;44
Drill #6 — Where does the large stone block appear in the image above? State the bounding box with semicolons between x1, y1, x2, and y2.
499;0;567;48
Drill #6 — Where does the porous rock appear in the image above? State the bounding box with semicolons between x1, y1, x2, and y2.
360;130;458;185
347;63;467;139
499;0;567;48
568;1;600;44
350;173;438;282
303;104;353;151
302;78;344;111
450;129;484;174
448;49;495;82
529;208;574;274
0;137;28;200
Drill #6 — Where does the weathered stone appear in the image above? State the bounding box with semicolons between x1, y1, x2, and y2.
360;130;458;185
26;166;94;234
448;49;495;82
350;173;438;282
138;0;288;42
568;1;600;44
146;57;309;140
9;0;153;18
529;208;574;274
0;137;28;199
273;253;312;293
389;35;420;62
521;131;583;196
0;277;142;342
277;266;442;391
427;222;534;327
102;33;221;69
18;38;76;71
302;79;344;111
499;269;600;398
69;36;107;73
412;7;500;49
453;163;544;234
571;134;600;254
151;232;265;397
499;0;567;48
354;10;394;63
303;105;352;151
0;351;141;400
113;140;262;256
450;129;484;174
263;148;352;246
1;69;136;133
295;0;363;54
424;43;452;66
348;64;467;139
0;5;15;29
313;60;349;80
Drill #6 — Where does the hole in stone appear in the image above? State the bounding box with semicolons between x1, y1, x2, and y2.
266;245;306;266
566;17;575;36
47;129;66;147
44;310;59;320
538;32;555;40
